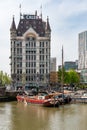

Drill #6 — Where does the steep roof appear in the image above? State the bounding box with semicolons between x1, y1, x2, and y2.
10;16;16;31
17;14;46;37
45;16;51;32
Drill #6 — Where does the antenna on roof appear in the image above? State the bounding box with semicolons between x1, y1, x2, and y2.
19;4;22;19
40;5;42;19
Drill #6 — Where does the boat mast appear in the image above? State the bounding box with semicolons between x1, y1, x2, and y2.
61;46;64;96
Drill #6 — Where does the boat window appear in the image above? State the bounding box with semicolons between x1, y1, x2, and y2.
38;96;44;99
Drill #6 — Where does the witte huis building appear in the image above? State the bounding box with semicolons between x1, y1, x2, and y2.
10;11;51;88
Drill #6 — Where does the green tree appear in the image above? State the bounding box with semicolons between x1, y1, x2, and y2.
68;70;80;84
3;73;11;85
58;69;80;85
64;72;70;84
58;68;67;83
0;71;3;85
0;71;11;86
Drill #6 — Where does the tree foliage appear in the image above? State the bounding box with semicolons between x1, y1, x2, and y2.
58;67;67;83
0;71;11;86
68;70;80;84
58;69;80;84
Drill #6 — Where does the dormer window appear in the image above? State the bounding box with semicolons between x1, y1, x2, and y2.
26;36;36;41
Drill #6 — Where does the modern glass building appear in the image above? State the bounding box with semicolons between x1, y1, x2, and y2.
78;31;87;83
78;31;87;70
58;61;78;71
80;69;87;83
64;61;78;71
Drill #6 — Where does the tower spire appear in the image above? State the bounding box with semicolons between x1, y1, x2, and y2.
46;16;51;32
10;15;17;39
10;15;16;31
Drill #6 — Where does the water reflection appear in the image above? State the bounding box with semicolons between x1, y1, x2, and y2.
0;103;12;130
0;102;87;130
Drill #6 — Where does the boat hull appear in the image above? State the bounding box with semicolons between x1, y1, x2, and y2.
43;99;59;107
16;95;59;107
17;95;47;106
26;97;45;105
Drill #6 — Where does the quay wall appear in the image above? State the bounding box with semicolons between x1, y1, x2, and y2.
71;98;87;103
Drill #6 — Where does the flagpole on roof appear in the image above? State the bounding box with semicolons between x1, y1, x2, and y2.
40;5;42;19
19;4;22;19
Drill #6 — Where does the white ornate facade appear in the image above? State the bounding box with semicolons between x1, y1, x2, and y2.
10;12;51;88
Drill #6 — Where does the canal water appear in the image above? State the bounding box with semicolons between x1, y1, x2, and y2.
0;102;87;130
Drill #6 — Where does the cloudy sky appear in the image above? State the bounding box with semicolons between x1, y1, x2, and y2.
0;0;87;75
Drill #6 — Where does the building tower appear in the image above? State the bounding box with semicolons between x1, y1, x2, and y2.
10;11;51;89
78;31;87;70
50;58;56;72
78;31;87;83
